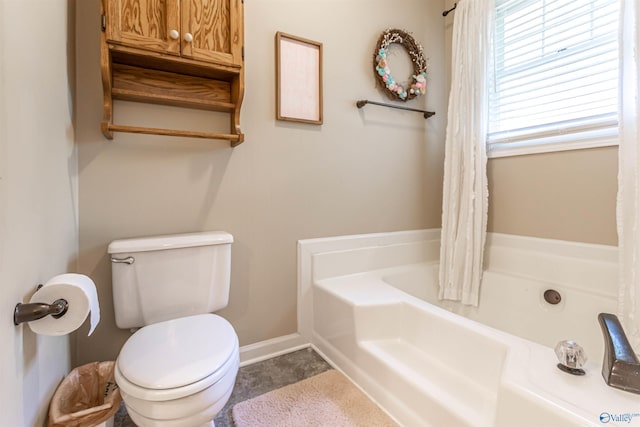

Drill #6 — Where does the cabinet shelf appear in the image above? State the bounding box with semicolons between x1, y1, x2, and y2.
110;46;241;81
112;64;236;112
111;88;236;112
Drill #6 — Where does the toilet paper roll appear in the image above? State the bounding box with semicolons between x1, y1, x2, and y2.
28;273;100;336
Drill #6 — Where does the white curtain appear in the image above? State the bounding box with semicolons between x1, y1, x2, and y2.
439;0;494;306
617;0;640;352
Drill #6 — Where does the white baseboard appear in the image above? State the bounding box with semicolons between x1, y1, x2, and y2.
239;333;310;367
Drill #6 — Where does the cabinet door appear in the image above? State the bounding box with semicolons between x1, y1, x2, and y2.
106;0;181;55
180;0;243;65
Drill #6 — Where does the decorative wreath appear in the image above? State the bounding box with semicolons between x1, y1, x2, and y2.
374;29;427;102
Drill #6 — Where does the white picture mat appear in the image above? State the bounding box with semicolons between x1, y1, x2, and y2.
278;36;321;122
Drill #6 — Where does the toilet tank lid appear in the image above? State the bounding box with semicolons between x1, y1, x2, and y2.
108;231;233;254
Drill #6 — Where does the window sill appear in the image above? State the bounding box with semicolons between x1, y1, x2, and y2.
487;134;619;158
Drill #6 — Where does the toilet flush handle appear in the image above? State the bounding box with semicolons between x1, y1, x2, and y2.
111;256;134;265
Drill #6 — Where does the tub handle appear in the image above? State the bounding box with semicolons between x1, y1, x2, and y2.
111;256;134;265
555;340;586;375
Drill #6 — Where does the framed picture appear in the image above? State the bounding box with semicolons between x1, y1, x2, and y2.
275;32;323;125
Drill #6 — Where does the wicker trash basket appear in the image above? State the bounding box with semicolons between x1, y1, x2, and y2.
48;361;122;427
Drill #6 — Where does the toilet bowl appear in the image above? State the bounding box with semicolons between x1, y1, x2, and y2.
114;314;239;427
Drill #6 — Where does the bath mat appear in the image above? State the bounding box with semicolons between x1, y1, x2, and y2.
231;369;398;427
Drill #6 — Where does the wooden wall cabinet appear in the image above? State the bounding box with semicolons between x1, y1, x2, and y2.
100;0;245;145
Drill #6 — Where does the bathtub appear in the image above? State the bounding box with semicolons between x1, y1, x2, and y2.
298;230;640;427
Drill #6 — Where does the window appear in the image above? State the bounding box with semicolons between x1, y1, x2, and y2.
488;0;620;157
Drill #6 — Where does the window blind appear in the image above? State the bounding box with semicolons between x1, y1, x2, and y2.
488;0;620;155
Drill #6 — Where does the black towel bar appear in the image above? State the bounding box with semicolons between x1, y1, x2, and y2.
356;100;435;119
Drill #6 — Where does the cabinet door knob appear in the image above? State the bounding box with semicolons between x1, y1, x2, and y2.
169;29;180;40
184;32;193;43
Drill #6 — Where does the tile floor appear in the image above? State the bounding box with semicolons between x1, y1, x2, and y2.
114;347;332;427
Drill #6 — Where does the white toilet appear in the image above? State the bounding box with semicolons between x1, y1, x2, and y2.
108;231;239;427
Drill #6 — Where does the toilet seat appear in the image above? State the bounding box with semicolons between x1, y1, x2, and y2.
116;313;238;402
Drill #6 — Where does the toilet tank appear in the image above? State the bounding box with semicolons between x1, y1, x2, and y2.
108;231;233;329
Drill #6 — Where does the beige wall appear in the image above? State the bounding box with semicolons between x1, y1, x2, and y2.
0;0;78;425
488;147;618;245
75;0;448;364
443;0;618;246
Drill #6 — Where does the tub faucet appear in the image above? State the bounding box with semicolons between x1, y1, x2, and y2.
597;313;640;394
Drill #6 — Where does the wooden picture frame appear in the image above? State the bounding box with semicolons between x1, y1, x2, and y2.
275;32;323;125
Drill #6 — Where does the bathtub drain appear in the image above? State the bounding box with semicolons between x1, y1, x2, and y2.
544;289;562;305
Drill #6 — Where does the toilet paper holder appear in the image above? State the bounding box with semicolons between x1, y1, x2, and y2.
14;285;69;326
